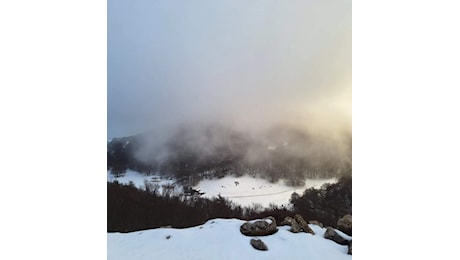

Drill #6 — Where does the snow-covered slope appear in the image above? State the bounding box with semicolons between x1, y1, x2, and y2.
194;175;336;208
107;170;149;187
107;218;351;260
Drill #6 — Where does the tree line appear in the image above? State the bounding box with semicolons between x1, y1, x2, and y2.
107;133;351;187
108;175;351;232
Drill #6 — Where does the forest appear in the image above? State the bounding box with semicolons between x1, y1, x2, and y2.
107;124;351;186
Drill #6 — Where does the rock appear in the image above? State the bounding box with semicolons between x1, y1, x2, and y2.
240;217;278;236
280;215;315;234
337;215;352;236
289;220;302;233
280;216;295;226
294;214;315;235
308;220;324;228
348;240;352;255
250;239;268;251
324;227;349;245
280;216;301;233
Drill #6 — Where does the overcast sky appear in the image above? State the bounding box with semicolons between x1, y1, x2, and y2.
108;0;351;138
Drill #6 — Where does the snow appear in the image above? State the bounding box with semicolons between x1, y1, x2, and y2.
193;175;337;208
107;170;148;188
107;218;351;260
248;217;272;224
107;170;180;195
107;170;337;208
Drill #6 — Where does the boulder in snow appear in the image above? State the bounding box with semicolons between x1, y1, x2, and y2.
294;214;315;235
280;216;302;233
348;240;352;255
324;226;349;246
337;214;352;236
280;215;315;234
280;216;294;226
240;217;278;236
308;220;324;228
250;239;268;251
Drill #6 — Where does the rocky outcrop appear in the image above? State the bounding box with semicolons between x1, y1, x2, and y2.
348;240;352;255
337;215;352;236
240;217;278;236
280;216;302;233
280;215;315;235
308;220;324;228
280;216;294;226
324;227;349;245
294;214;315;235
250;239;268;251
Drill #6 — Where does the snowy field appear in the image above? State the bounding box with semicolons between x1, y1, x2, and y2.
194;175;336;208
107;170;181;195
107;218;351;260
108;170;336;208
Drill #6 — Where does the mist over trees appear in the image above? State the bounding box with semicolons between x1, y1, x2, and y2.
107;123;351;186
107;122;352;233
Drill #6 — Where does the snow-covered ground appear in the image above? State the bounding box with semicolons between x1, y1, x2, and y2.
193;175;336;208
107;170;336;208
107;218;351;260
107;170;180;195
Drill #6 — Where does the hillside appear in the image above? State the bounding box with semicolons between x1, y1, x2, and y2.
107;218;352;260
107;175;351;233
107;123;351;186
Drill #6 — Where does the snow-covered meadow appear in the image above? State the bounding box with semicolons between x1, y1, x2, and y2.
107;170;336;208
107;218;351;260
193;175;337;208
107;170;181;196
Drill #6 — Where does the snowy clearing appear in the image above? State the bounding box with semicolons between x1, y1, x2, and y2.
107;170;337;208
107;170;180;195
107;218;351;260
194;175;336;207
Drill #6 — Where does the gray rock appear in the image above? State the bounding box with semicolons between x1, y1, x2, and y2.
280;216;295;226
294;214;315;235
290;221;302;233
250;239;268;251
280;216;301;233
337;215;352;236
308;220;324;228
324;226;349;245
348;240;352;255
240;217;278;236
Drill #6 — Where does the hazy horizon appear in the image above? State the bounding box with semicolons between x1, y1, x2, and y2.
108;0;351;140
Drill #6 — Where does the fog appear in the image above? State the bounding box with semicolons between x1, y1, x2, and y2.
108;0;351;169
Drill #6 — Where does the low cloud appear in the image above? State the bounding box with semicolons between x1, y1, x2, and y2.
108;0;351;169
